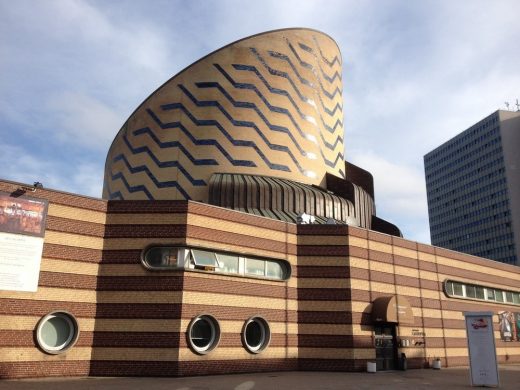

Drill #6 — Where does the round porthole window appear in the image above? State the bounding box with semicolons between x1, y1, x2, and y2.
242;317;271;353
187;315;220;354
36;312;79;354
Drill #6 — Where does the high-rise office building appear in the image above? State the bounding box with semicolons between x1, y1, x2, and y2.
424;110;520;265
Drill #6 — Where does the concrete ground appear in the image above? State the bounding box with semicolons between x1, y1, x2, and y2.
1;366;519;389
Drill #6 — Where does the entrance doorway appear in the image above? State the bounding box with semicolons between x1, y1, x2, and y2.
374;324;397;370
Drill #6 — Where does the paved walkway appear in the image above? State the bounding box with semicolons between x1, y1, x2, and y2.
1;366;519;389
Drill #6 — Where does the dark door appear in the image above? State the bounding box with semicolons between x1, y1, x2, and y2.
374;325;397;370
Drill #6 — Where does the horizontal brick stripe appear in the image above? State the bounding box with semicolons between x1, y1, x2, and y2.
43;244;103;263
296;225;350;236
183;275;296;299
187;202;296;234
298;358;369;371
297;245;349;256
176;358;298;376
0;361;91;379
296;266;349;278
368;230;392;244
394;254;419;267
0;299;97;317
101;249;142;264
105;224;187;238
435;246;519;273
298;334;373;348
368;249;393;263
297;288;350;301
38;272;184;291
181;304;294;323
187;225;295;255
107;200;188;214
0;181;106;212
46;215;105;237
0;299;182;319
0;330;299;349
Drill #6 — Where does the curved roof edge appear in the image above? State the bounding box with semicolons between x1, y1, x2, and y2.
103;28;341;176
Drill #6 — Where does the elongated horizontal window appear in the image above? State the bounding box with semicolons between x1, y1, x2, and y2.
445;280;520;305
142;247;290;280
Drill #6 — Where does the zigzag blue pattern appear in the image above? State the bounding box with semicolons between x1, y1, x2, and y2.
282;41;342;100
250;47;343;138
203;67;344;160
128;127;218;166
157;94;294;173
312;36;342;67
320;149;345;168
296;42;342;83
232;62;344;136
192;75;343;173
202;66;320;154
112;154;191;199
171;85;301;173
119;133;207;186
144;109;257;168
110;170;154;200
270;49;343;116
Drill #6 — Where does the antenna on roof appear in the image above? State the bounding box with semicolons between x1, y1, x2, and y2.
504;101;510;111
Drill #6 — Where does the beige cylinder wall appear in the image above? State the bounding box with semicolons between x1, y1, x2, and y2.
103;28;345;201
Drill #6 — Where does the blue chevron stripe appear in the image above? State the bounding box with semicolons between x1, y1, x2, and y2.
164;85;301;173
203;68;343;156
232;63;319;122
319;131;343;151
320;149;345;168
250;48;313;105
128;127;217;166
144;109;257;168
110;170;154;200
283;41;342;100
268;51;343;116
120;134;207;186
201;67;332;155
112;154;191;199
232;63;343;135
312;36;342;67
294;38;341;83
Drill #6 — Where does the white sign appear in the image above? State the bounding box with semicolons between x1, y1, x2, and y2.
0;192;48;292
0;233;44;292
464;311;500;387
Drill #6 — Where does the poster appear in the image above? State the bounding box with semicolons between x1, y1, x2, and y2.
498;311;517;341
0;192;48;292
464;312;499;387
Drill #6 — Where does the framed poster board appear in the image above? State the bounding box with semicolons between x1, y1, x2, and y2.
0;191;48;292
464;311;499;387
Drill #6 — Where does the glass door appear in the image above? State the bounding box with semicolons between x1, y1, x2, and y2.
374;325;397;370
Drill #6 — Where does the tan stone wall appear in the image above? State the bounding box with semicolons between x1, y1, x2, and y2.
0;180;106;378
103;28;345;202
3;181;520;378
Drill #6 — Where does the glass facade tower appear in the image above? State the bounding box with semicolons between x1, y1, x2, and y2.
424;110;520;265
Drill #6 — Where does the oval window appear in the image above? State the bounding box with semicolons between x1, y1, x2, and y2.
242;317;271;353
36;312;79;354
188;315;220;354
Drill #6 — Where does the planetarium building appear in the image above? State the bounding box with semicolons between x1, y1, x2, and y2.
1;29;520;379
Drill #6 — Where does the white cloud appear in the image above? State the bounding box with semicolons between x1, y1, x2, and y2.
45;92;122;150
0;143;103;198
349;149;430;243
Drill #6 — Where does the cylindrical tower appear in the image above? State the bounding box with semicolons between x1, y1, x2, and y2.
103;28;344;201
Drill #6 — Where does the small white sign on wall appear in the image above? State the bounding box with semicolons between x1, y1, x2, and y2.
464;311;499;387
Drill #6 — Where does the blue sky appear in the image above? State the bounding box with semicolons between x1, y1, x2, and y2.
1;0;520;244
